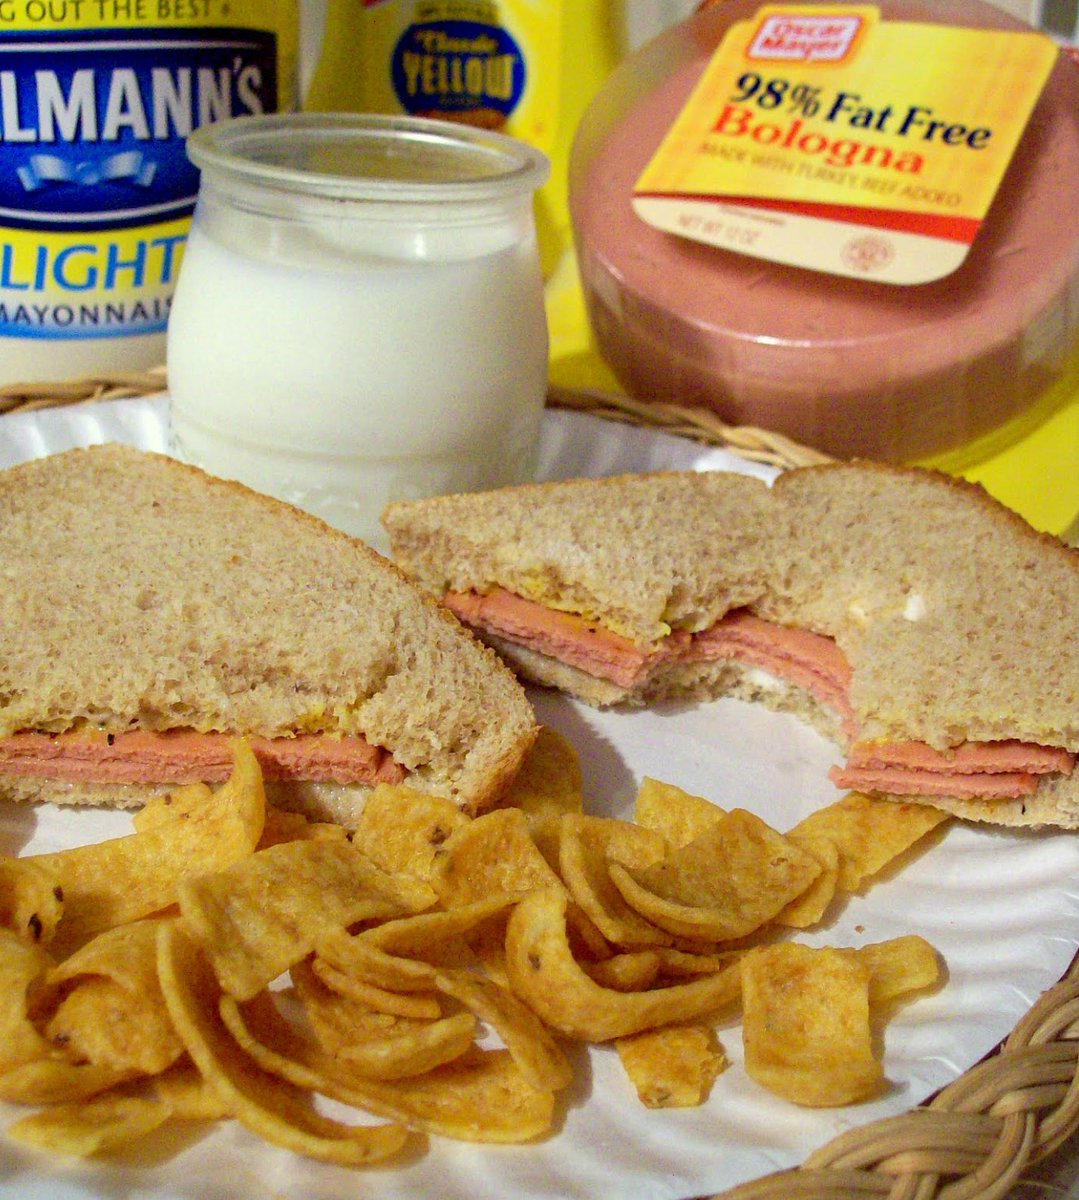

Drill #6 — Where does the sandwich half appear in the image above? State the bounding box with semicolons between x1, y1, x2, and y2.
0;443;537;823
383;464;1079;829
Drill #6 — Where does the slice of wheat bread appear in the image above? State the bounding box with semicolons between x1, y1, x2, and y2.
383;463;1079;828
0;443;537;818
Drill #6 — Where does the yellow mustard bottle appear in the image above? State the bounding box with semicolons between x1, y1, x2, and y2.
304;0;624;391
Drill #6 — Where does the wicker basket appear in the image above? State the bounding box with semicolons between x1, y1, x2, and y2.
3;372;1079;1200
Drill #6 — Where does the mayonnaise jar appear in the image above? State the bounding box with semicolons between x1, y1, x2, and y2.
167;113;549;550
0;2;297;382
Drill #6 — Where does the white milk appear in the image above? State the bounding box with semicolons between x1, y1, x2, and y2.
167;113;549;551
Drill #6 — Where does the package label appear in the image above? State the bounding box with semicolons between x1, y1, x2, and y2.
633;5;1056;283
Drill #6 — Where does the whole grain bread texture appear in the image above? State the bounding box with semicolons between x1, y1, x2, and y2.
383;463;1079;828
0;444;537;819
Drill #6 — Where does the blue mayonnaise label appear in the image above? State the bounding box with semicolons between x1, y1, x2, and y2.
0;5;297;342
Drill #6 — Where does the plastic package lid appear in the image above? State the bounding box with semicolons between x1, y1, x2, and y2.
568;0;1079;474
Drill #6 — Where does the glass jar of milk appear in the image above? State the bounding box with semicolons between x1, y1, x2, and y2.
167;113;549;550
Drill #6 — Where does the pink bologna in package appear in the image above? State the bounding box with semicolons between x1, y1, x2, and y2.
567;0;1079;523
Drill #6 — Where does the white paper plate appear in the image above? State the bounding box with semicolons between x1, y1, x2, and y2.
2;396;1078;1200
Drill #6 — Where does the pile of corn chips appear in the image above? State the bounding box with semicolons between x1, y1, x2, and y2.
0;730;948;1168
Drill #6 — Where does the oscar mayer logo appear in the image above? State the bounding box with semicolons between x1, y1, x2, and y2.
747;12;865;63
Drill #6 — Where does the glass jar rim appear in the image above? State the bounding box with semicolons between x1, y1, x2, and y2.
185;112;550;204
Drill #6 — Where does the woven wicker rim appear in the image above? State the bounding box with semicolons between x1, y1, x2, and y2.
2;372;1077;1199
0;372;832;471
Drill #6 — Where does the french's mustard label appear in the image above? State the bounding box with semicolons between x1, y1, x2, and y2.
633;5;1056;284
0;1;297;338
391;11;526;126
345;1;562;151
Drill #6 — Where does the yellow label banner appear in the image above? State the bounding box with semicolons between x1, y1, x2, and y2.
634;5;1056;283
0;219;186;338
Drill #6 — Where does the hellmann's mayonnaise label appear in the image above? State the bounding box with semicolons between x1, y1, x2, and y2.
633;4;1056;284
0;1;297;347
